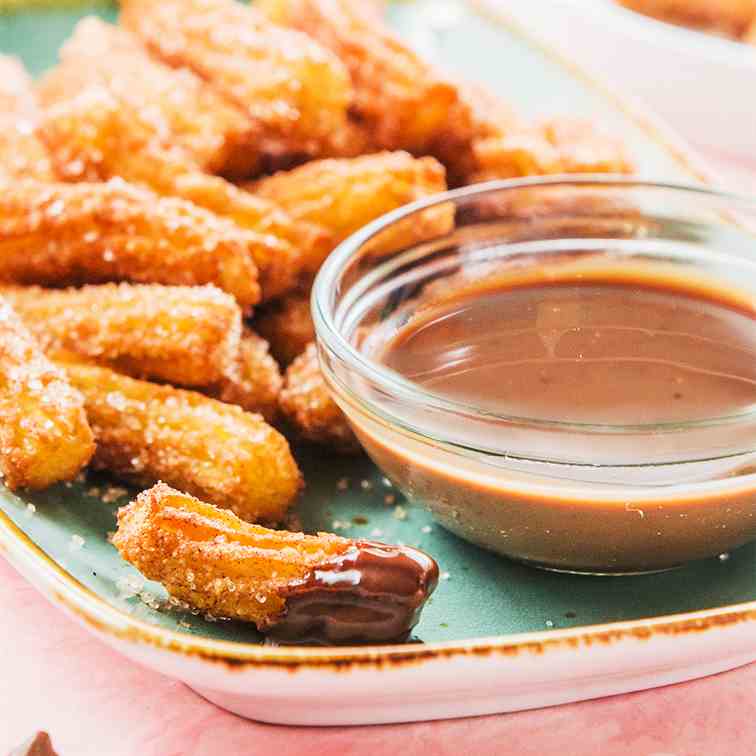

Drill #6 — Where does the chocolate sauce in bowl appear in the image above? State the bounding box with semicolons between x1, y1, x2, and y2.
264;541;439;645
346;265;756;573
380;277;756;428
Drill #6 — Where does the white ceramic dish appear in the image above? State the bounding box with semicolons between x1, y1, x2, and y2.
1;0;754;726
489;0;756;160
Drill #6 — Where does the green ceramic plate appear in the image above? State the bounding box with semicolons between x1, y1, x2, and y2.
0;0;754;726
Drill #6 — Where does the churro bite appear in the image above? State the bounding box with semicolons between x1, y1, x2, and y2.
252;152;453;270
38;17;260;177
120;0;353;158
258;0;459;154
279;343;360;453
0;298;94;490
114;483;439;644
62;363;301;524
428;80;523;186
255;291;314;366
0;120;55;183
2;283;242;388
205;328;282;423
0;179;261;309
470;118;634;183
41;88;323;300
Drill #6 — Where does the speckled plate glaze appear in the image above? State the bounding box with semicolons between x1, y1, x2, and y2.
0;0;754;726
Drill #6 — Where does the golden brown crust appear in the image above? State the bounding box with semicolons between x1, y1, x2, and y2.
745;14;756;40
617;0;756;37
428;80;522;186
0;179;261;309
279;342;360;453
470;118;634;183
113;483;351;625
0;122;55;181
205;328;283;423
40;89;324;300
63;363;302;523
0;297;94;490
252;152;452;271
255;291;314;366
258;0;459;153
0;120;56;183
37;17;261;177
2;283;243;388
120;0;353;156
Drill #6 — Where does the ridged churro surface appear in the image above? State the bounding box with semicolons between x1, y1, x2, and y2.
121;0;353;155
0;179;261;309
38;17;260;176
64;363;302;523
0;298;94;490
279;343;359;452
253;152;451;270
205;328;282;422
258;0;458;153
255;291;314;366
471;118;634;183
41;89;320;299
113;483;351;625
3;283;242;387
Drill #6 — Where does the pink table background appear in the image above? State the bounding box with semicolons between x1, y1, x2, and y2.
2;150;755;756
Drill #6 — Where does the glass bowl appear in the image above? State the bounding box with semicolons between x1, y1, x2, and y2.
312;177;756;574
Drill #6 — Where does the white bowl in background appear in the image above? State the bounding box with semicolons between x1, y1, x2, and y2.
482;0;756;160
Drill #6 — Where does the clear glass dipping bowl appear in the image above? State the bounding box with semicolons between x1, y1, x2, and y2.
312;177;756;574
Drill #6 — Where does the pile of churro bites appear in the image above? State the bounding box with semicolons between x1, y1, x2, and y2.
0;0;633;644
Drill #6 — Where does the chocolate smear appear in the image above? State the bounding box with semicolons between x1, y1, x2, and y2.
264;541;439;645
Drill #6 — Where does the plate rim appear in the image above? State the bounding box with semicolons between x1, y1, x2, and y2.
3;502;756;670
1;0;754;672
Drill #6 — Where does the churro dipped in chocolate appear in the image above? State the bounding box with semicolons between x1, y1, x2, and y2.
114;483;439;644
61;363;301;523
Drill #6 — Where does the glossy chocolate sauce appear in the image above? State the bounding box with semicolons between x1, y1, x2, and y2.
353;269;756;573
380;278;756;426
264;541;439;645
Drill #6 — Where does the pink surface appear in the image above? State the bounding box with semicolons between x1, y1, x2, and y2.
1;554;755;756
3;150;755;755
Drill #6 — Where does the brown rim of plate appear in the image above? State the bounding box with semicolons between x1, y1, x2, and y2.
2;507;756;671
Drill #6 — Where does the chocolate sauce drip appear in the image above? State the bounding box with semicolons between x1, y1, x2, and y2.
264;541;439;645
